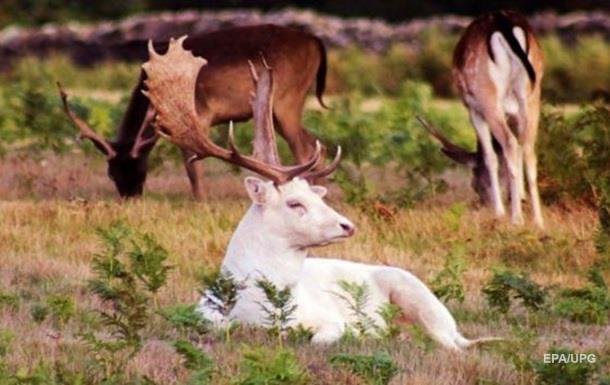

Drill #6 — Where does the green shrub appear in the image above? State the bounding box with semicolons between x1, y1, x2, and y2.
235;346;309;385
30;302;49;323
200;269;246;319
482;269;547;313
46;294;75;326
330;351;399;385
538;104;610;205
0;329;15;358
541;34;610;103
333;280;377;336
83;221;172;381
431;243;467;304
255;277;297;342
304;82;462;206
554;268;610;324
0;292;19;311
173;339;215;384
160;304;211;336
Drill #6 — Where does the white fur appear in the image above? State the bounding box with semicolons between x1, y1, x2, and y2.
198;177;496;350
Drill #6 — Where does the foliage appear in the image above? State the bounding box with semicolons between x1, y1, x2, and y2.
533;347;598;385
482;269;547;313
375;303;402;340
200;269;246;319
255;277;298;341
45;294;76;327
542;34;610;103
173;339;215;384
0;292;19;311
329;351;399;385
431;243;467;304
554;267;610;324
160;304;211;336
83;221;172;381
305;81;458;206
0;330;15;358
333;280;402;339
538;104;610;205
334;280;377;336
235;346;309;385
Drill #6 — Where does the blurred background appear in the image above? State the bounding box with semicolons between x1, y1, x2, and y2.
1;0;610;25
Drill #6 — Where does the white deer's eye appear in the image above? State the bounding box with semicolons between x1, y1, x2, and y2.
286;200;306;213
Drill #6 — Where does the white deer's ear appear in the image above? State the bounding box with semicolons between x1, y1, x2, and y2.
244;176;267;205
310;185;327;197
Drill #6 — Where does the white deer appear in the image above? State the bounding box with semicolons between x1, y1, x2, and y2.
142;36;499;350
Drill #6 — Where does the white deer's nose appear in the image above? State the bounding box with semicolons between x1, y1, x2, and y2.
339;221;356;237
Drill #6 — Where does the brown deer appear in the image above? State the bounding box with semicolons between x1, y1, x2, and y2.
58;24;328;199
421;11;544;227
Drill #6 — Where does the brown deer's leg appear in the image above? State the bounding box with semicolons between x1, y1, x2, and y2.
181;149;205;201
470;110;506;218
523;97;544;228
483;109;523;225
273;101;328;180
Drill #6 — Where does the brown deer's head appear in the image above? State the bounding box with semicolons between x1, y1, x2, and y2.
58;84;158;198
417;116;508;205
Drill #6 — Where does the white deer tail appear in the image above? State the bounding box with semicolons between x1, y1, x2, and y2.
455;335;505;349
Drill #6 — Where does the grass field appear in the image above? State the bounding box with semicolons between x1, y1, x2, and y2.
0;149;608;384
1;36;610;384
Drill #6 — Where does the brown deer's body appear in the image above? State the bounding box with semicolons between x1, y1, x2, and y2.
423;11;544;227
60;24;327;199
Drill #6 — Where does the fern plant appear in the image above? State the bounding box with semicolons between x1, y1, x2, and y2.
482;269;547;314
330;351;399;385
334;280;377;336
235;346;309;385
200;269;245;318
431;244;467;304
82;222;173;382
255;277;298;345
173;339;215;384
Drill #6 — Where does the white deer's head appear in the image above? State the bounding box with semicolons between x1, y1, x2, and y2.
142;37;353;251
244;176;355;248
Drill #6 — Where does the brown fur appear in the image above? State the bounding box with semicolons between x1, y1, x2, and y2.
452;10;545;227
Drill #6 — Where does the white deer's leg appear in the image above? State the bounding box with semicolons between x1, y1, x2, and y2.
470;111;505;217
311;322;345;344
375;268;464;350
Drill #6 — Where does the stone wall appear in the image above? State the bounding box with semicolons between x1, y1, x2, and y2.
1;9;609;68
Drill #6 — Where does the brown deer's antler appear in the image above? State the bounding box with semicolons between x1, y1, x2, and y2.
57;82;117;159
141;36;324;185
248;56;280;166
129;109;159;158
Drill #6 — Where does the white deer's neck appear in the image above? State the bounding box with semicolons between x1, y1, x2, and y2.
221;205;307;288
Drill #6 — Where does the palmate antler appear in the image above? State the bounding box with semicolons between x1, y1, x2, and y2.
142;35;339;185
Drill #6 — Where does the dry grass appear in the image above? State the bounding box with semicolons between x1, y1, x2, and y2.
0;153;608;384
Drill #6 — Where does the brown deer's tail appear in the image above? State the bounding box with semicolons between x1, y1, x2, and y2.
314;37;329;109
